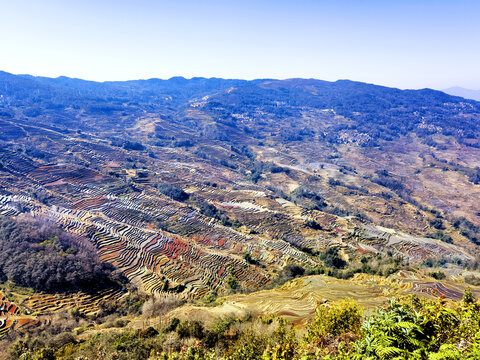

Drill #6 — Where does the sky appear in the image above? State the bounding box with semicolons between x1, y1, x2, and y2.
0;0;479;90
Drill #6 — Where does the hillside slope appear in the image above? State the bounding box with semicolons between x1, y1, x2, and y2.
0;71;479;309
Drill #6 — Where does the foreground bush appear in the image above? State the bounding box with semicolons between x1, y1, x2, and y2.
8;291;480;359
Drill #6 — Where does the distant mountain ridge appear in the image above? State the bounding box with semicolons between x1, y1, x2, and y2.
443;86;480;101
1;70;480;150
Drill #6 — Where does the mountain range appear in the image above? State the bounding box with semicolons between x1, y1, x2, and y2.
443;86;480;101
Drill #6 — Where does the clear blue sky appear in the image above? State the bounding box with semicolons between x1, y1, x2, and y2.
0;0;479;89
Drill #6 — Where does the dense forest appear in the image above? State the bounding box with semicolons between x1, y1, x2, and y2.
0;215;121;293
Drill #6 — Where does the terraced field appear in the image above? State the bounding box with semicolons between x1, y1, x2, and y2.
0;287;129;339
0;151;312;298
0;148;472;302
0;292;40;339
22;288;125;316
166;273;480;326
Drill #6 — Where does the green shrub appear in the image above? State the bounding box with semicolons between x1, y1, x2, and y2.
319;247;347;269
226;330;268;360
262;318;297;360
227;276;239;290
429;271;447;280
463;287;475;305
166;317;180;332
428;344;462;360
176;320;204;339
306;298;363;341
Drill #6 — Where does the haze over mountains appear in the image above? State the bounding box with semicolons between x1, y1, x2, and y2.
1;70;480;346
443;86;480;102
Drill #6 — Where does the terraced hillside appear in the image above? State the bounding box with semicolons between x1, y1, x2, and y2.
0;287;128;340
166;272;480;326
0;292;39;339
1;71;480;307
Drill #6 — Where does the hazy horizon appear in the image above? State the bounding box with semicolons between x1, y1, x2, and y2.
3;69;480;93
1;0;479;90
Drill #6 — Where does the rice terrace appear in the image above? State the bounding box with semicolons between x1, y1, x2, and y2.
1;1;480;358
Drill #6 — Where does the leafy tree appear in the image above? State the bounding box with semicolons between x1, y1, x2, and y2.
157;183;190;202
123;141;145;151
463;287;475;305
0;215;118;293
227;276;238;290
429;271;446;280
319;247;347;269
